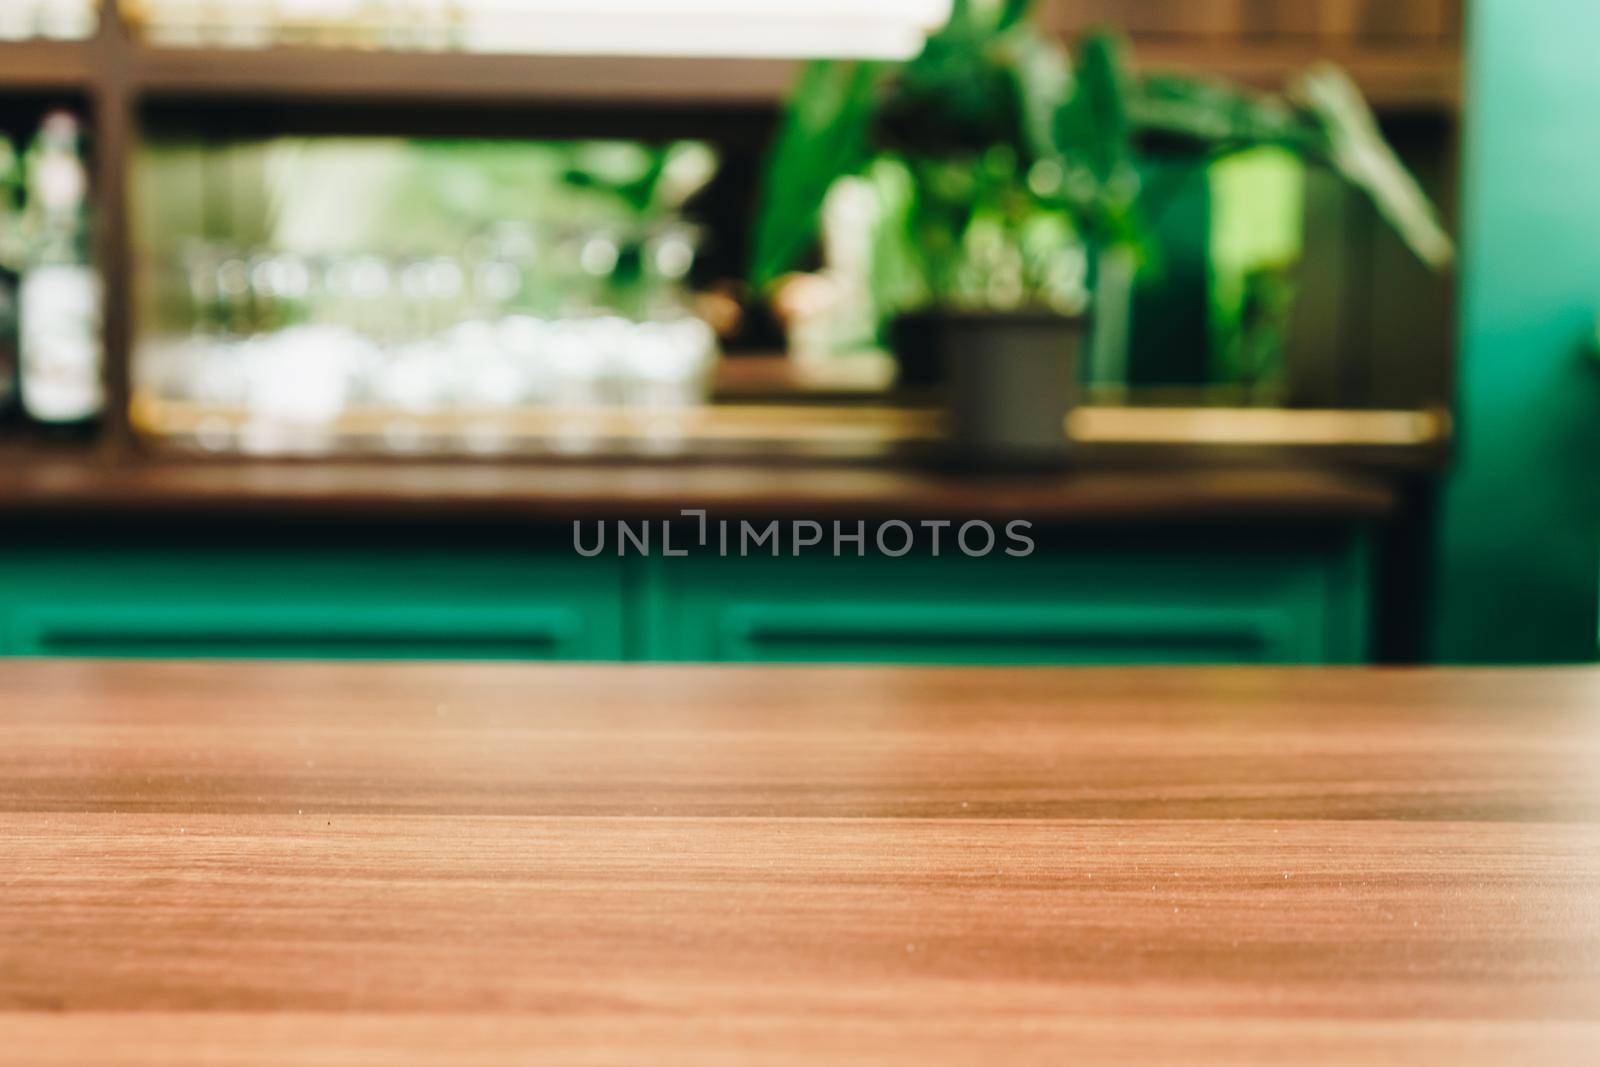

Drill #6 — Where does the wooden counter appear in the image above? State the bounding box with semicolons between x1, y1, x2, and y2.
0;451;1404;522
3;662;1598;1064
5;370;1448;522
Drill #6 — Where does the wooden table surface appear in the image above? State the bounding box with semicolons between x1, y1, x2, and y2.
3;662;1599;1065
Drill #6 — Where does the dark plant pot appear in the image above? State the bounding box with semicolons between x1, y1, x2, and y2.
888;313;947;389
892;310;1084;469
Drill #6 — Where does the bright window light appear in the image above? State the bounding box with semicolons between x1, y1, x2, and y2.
455;1;954;59
131;0;956;60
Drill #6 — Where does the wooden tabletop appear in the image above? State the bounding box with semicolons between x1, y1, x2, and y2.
4;662;1599;1065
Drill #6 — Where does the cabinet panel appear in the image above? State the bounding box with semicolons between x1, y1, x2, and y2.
0;538;624;661
0;524;1371;666
644;527;1370;666
717;603;1294;664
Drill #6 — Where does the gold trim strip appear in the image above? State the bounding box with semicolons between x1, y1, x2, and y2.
130;395;1450;451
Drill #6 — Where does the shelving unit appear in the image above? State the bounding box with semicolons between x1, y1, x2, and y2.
0;0;1464;462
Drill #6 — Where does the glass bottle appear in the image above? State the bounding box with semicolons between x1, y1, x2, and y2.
19;110;103;428
0;137;22;421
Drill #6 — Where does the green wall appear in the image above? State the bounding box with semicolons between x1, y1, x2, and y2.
1433;0;1600;662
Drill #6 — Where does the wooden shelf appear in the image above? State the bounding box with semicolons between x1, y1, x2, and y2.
1133;41;1462;109
130;47;799;105
0;41;97;92
126;395;1452;461
0;449;1403;522
0;392;1443;521
112;23;1465;112
120;40;1461;110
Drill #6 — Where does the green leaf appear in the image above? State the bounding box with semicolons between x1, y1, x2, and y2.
1292;64;1455;269
885;1;1026;155
1130;75;1313;151
1071;30;1133;184
864;156;931;314
995;0;1036;31
1047;30;1146;253
1009;27;1072;164
652;142;719;212
749;60;882;291
941;0;978;36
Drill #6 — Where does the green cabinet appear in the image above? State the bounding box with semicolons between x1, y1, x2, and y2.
0;523;1370;665
640;526;1370;665
0;533;627;661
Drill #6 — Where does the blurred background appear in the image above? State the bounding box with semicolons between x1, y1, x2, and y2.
0;0;1594;666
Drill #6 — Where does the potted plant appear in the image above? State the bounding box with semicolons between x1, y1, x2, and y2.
750;0;1453;467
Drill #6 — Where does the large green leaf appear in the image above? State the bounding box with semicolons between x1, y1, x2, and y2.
1130;75;1313;152
884;0;1026;155
1047;31;1145;251
1007;25;1072;164
1125;60;1451;272
749;60;882;291
995;0;1036;32
1070;31;1133;184
1292;64;1454;269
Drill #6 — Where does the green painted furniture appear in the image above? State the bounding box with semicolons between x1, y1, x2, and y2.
1432;0;1600;662
0;524;1372;665
640;526;1370;665
0;532;627;661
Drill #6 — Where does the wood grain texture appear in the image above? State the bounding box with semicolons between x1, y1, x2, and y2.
3;662;1599;1065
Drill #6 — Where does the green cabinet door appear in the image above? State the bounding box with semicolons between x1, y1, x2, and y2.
641;525;1371;665
0;522;1371;665
0;531;625;661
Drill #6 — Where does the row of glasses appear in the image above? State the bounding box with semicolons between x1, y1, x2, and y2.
136;230;717;454
171;221;699;344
